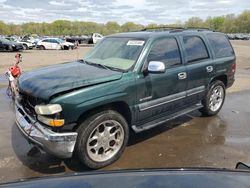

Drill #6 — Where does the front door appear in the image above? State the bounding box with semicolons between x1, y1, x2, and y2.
136;37;187;124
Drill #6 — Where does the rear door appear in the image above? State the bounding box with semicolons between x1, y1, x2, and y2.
43;39;52;49
206;33;236;85
182;35;214;105
136;37;187;124
51;39;61;49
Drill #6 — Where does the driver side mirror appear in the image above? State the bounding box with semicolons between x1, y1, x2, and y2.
147;61;166;73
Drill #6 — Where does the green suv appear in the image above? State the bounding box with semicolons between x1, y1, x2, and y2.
15;28;236;169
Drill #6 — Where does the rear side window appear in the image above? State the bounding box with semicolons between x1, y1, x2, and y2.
50;39;59;43
147;37;182;67
207;33;234;58
183;36;209;63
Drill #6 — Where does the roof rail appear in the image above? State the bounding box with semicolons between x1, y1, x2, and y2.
141;26;185;32
141;26;214;33
185;27;214;32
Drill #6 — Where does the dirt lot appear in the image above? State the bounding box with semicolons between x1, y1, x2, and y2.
0;41;250;183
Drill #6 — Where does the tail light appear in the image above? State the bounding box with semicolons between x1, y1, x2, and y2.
231;63;236;73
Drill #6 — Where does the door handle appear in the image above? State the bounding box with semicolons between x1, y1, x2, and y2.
178;72;187;80
206;66;213;73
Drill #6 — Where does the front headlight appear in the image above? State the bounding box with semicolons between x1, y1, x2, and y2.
35;104;62;115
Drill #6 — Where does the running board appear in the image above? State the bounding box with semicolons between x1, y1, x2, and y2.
132;103;203;133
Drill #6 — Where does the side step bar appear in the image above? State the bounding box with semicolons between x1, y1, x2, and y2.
132;103;203;133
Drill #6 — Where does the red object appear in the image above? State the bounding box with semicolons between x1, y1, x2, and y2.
9;66;21;78
231;63;236;73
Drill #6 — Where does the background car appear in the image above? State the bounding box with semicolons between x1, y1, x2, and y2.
0;37;23;51
36;38;75;50
5;36;35;50
88;33;103;44
18;39;35;50
65;35;90;44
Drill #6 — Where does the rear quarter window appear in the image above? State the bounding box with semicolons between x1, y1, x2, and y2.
206;33;234;58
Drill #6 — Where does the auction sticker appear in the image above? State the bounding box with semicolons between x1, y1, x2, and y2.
127;40;145;46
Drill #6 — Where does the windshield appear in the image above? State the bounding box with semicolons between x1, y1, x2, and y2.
84;37;145;70
0;37;12;43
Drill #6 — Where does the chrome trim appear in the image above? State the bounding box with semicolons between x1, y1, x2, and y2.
178;72;187;80
186;86;205;97
148;61;165;73
139;96;152;102
15;101;77;158
138;86;205;111
139;91;186;111
206;66;214;73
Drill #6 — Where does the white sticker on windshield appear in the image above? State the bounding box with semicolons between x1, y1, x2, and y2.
127;40;145;46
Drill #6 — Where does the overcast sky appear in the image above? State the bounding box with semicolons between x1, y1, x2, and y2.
0;0;249;24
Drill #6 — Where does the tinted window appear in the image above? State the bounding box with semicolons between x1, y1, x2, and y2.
50;39;59;43
183;36;209;63
148;37;181;67
43;39;49;42
207;33;234;58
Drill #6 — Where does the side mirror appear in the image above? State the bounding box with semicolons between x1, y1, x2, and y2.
148;61;165;73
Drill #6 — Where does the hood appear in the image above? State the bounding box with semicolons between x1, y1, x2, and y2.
1;38;20;46
18;61;123;100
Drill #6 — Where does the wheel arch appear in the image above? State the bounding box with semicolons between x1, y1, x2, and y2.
74;101;132;131
210;74;228;87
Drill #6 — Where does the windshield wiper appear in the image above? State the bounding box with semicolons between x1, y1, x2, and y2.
82;59;111;70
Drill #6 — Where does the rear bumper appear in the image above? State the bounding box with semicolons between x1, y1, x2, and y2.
227;76;235;88
15;101;78;158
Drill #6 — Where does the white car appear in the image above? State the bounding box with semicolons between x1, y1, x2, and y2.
91;33;103;44
37;38;75;50
18;41;35;50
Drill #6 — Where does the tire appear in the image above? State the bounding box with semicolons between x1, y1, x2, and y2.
199;80;226;116
76;110;129;169
23;44;28;50
39;45;45;50
8;45;13;52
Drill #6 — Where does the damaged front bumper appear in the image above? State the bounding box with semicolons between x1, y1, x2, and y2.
15;101;78;158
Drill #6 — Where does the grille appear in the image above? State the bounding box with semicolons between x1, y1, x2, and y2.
19;93;45;116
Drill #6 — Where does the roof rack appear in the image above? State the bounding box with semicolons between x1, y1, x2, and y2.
141;26;185;32
141;26;214;33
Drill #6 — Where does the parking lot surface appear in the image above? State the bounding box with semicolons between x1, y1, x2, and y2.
0;41;250;183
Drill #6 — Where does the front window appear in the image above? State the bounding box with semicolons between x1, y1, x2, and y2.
84;37;145;71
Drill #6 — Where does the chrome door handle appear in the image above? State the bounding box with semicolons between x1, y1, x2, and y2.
178;72;187;80
206;66;213;73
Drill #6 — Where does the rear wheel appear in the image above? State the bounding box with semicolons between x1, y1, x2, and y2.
76;110;129;169
39;45;45;50
200;80;225;116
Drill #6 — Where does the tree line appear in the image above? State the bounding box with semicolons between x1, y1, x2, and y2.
0;10;249;36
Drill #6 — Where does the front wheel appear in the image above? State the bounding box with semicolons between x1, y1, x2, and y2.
200;80;226;116
23;44;28;50
76;110;129;169
39;45;45;50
